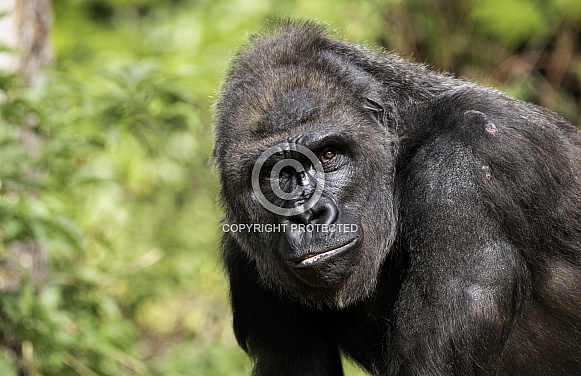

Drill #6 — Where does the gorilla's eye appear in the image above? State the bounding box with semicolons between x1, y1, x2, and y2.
319;148;336;163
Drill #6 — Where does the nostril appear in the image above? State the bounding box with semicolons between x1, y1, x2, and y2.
291;210;312;225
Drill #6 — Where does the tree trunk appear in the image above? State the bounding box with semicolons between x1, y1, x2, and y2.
0;0;51;294
0;0;52;86
0;3;52;374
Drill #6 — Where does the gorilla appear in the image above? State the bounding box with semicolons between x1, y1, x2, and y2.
213;20;581;375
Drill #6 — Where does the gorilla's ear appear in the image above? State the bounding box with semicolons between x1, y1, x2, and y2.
363;98;387;127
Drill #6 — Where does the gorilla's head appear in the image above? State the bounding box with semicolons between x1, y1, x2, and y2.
214;22;397;308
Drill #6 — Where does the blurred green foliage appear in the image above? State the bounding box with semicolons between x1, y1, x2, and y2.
0;0;579;375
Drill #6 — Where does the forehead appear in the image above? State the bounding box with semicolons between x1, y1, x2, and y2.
237;66;353;137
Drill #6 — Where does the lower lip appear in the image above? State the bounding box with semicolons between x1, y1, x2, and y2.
293;238;358;268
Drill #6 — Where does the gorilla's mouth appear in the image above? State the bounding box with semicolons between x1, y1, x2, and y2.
292;238;358;268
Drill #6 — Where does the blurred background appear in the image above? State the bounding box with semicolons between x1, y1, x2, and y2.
0;0;579;375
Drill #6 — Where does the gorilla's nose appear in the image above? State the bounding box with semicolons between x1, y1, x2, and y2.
290;195;338;225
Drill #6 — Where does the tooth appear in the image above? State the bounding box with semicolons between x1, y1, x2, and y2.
301;249;339;265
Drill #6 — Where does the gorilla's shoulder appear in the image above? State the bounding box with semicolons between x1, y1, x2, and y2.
398;86;581;212
409;86;581;154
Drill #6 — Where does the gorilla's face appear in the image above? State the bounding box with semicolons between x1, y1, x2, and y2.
216;68;397;308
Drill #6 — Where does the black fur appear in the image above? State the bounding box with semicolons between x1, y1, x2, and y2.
214;20;581;375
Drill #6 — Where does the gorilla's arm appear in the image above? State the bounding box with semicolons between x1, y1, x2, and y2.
223;234;344;376
391;100;532;375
